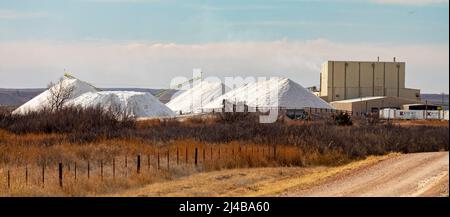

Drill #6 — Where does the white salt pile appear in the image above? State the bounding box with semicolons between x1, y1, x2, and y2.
13;75;175;118
166;80;227;114
69;91;175;118
13;75;97;115
202;77;333;111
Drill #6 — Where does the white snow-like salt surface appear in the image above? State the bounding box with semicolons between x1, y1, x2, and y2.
69;91;175;118
13;76;175;118
166;80;227;114
13;76;98;115
202;77;333;110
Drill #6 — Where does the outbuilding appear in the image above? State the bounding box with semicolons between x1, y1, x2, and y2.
330;96;418;114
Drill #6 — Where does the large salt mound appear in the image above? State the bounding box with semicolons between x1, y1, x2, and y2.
14;75;175;118
70;91;175;118
166;81;227;114
202;77;333;110
13;75;98;114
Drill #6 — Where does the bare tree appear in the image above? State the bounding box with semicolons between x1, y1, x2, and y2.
47;77;75;112
107;102;134;121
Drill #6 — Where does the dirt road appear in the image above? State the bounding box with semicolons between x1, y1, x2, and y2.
114;152;448;197
281;152;449;197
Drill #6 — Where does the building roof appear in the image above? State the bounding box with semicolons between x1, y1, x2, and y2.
331;96;387;103
403;103;438;107
403;103;427;106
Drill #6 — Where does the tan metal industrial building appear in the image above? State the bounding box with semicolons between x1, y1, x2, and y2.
319;59;420;102
330;96;418;114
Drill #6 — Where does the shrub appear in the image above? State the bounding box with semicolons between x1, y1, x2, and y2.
0;106;135;136
1;108;448;159
333;112;353;126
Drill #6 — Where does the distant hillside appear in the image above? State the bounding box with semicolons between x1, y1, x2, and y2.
0;88;179;106
0;88;46;106
421;93;449;109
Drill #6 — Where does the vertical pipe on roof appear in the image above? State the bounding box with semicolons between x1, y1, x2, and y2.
319;72;322;96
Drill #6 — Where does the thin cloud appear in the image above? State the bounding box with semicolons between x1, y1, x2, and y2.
197;4;277;11
228;21;358;28
0;39;447;93
369;0;449;5
84;0;161;3
0;9;48;19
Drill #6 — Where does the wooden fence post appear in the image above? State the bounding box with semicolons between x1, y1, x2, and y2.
7;170;10;189
137;155;141;174
58;162;63;188
157;151;160;170
194;147;198;166
147;154;150;170
176;147;179;165
185;147;188;164
167;150;170;170
25;165;28;186
125;156;128;177
112;158;115;179
74;162;77;182
100;160;103;181
42;164;45;188
87;160;90;179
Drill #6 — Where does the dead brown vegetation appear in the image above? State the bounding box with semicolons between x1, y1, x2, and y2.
0;108;447;196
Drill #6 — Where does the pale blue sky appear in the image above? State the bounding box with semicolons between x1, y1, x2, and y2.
0;0;448;43
0;0;448;93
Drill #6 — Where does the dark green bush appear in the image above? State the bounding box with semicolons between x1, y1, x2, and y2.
333;112;353;126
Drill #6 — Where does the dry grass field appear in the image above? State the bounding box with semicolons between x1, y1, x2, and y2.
0;132;347;196
0;107;448;196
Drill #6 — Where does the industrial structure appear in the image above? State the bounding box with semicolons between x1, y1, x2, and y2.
318;58;424;114
330;96;417;114
319;58;420;102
